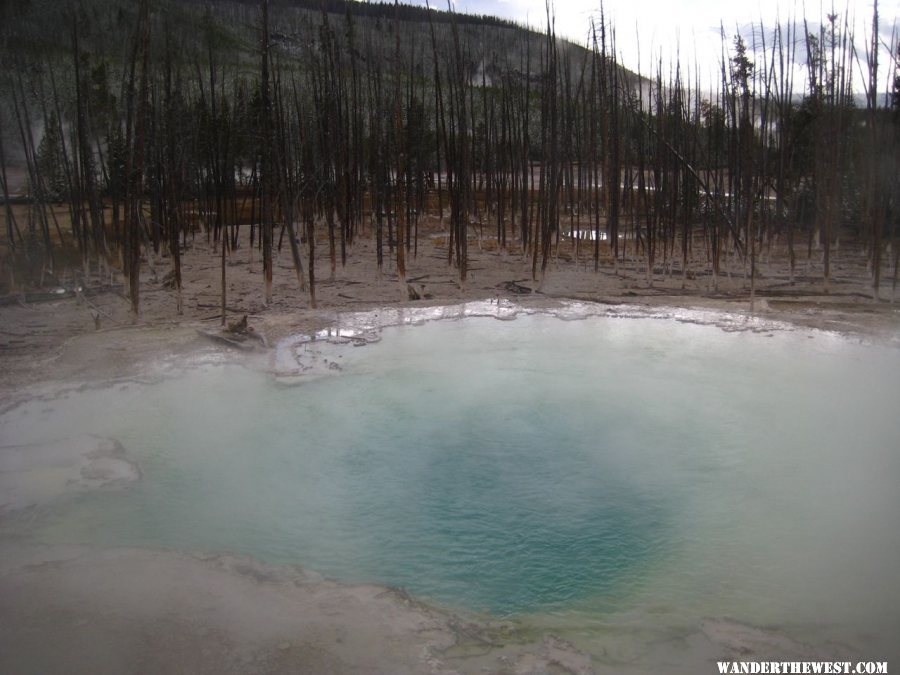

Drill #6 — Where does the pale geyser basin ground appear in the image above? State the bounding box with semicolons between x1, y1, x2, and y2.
1;308;899;667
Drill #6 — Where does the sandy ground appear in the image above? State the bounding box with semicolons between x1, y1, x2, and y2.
0;540;602;675
2;219;898;391
1;222;899;674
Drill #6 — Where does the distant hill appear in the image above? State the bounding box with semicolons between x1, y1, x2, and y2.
0;0;646;169
0;0;642;86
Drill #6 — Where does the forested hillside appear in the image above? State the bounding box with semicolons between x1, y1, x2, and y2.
1;0;897;316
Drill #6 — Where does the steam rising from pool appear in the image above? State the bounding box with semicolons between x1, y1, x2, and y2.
2;309;899;663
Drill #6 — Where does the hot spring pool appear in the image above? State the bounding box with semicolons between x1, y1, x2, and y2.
2;306;899;666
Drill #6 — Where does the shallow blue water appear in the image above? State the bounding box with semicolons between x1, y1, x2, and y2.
3;312;900;654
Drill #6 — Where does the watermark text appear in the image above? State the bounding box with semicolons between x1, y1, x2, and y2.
717;662;887;674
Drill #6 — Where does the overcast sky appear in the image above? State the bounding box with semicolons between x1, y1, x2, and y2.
408;0;899;92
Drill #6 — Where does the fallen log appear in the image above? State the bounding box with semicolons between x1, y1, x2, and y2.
196;328;256;351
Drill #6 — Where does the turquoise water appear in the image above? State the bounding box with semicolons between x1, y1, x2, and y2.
2;312;900;661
